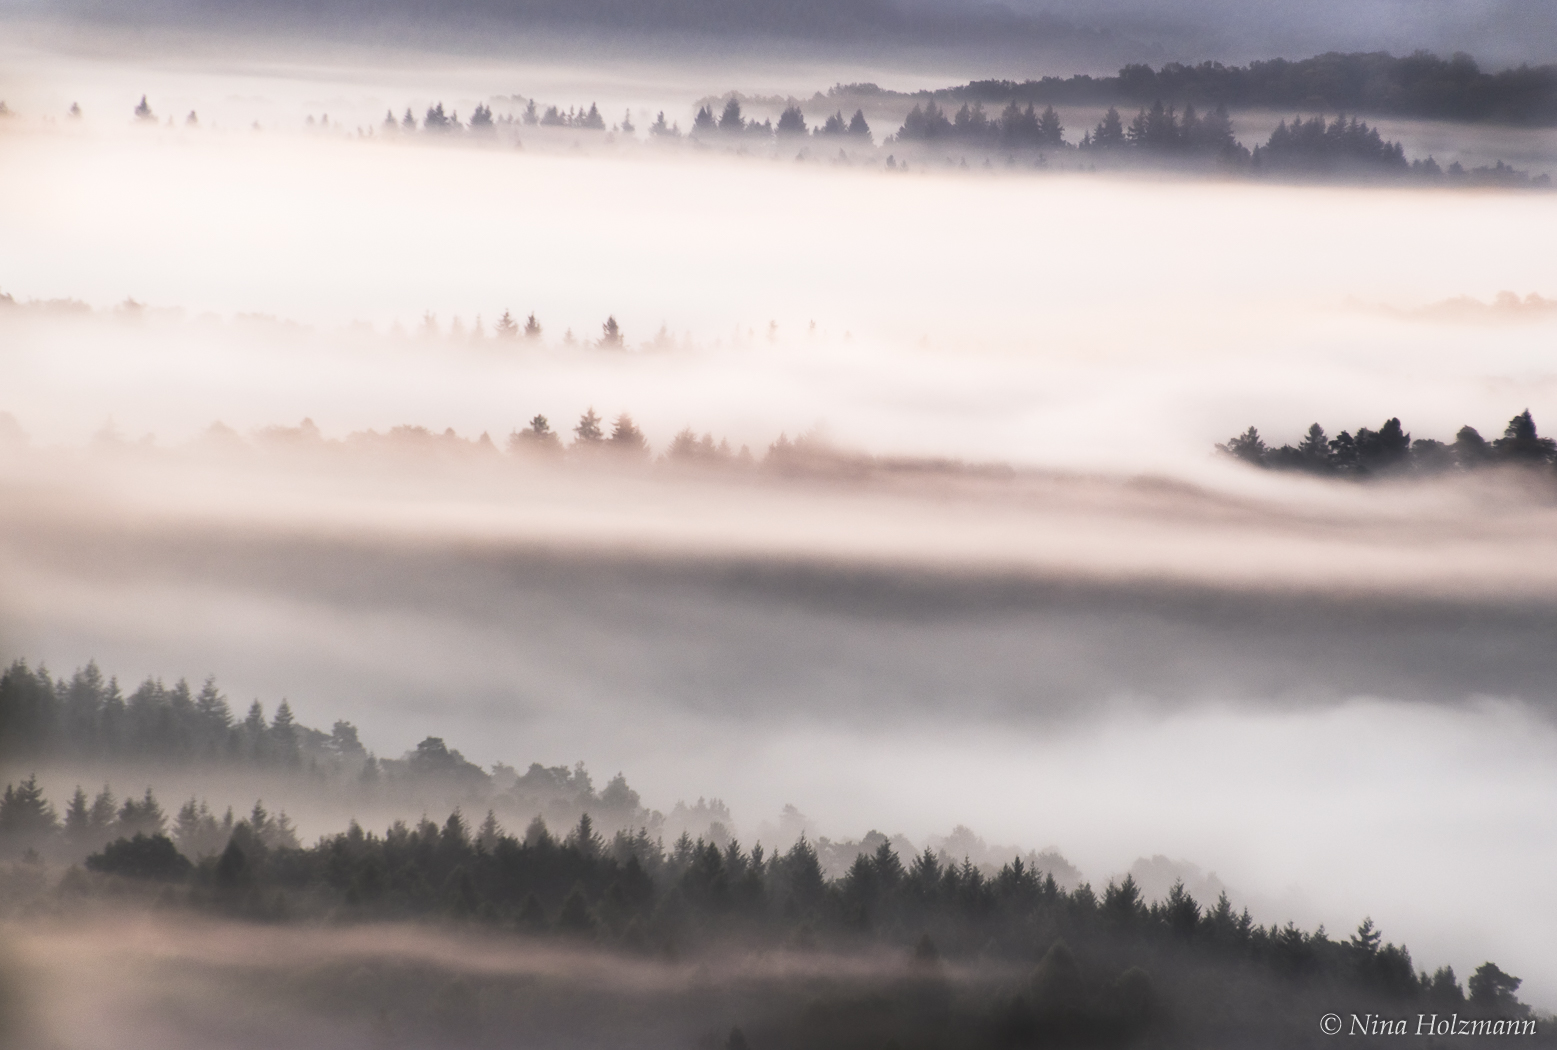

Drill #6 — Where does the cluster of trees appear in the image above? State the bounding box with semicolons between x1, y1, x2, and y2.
0;658;664;846
1253;114;1406;173
1218;409;1557;476
885;98;1548;184
909;51;1557;127
377;100;623;135
887;98;1547;184
505;408;757;467
1078;102;1240;157
0;773;300;861
688;99;873;145
0;659;350;770
895;101;1065;148
34;800;1536;1043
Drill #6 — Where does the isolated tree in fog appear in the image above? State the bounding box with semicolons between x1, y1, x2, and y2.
401;108;416;131
598;316;624;349
494;311;518;339
468;103;494;130
134;95;154;122
523;313;542;340
847;109;871;141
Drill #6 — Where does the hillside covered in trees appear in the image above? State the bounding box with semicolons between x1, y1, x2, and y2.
1;761;1545;1046
858;50;1557;127
1;652;1550;1046
1217;409;1557;477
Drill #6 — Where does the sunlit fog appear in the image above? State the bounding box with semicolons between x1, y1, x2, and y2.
2;12;1556;1048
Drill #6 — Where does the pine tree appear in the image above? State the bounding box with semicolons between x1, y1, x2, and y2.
63;786;92;843
717;98;744;134
777;105;807;136
573;409;604;446
0;774;59;840
1037;105;1064;145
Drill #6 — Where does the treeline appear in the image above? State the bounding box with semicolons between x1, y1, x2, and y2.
0;773;301;859
896;50;1557;127
1218;409;1557;477
0;660;657;837
892;100;1548;185
20;801;1539;1046
685;98;873;145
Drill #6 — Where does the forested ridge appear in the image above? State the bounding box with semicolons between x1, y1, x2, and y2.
869;50;1557;127
1217;409;1557;477
0;660;1547;1047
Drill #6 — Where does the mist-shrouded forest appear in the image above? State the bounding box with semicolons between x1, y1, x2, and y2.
0;659;1549;1048
3;0;1557;1045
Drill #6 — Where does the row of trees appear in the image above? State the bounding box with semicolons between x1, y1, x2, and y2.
1078;102;1240;156
890;100;1546;184
0;773;300;859
51;802;1535;1040
0;659;346;769
1219;410;1557;476
896;101;1066;148
689;99;872;144
931;51;1557;126
379;100;615;134
0;658;663;839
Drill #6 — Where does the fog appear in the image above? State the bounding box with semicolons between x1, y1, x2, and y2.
2;25;1557;1031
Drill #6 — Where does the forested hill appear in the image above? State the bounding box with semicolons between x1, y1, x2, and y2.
832;51;1557;126
1217;409;1557;477
0;656;1547;1045
1;778;1544;1047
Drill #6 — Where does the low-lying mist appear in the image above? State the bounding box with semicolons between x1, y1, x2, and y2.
3;27;1557;1022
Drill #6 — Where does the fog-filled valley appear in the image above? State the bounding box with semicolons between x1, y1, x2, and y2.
3;17;1557;1050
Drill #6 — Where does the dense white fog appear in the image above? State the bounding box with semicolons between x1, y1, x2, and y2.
3;28;1557;1021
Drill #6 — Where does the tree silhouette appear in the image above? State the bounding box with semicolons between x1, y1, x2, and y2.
717;99;744;134
777;105;807;136
134;95;154;122
608;415;649;459
85;833;192;880
1493;409;1557;463
573;409;604;446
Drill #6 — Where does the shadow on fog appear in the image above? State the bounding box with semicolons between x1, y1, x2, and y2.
7;511;1557;730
